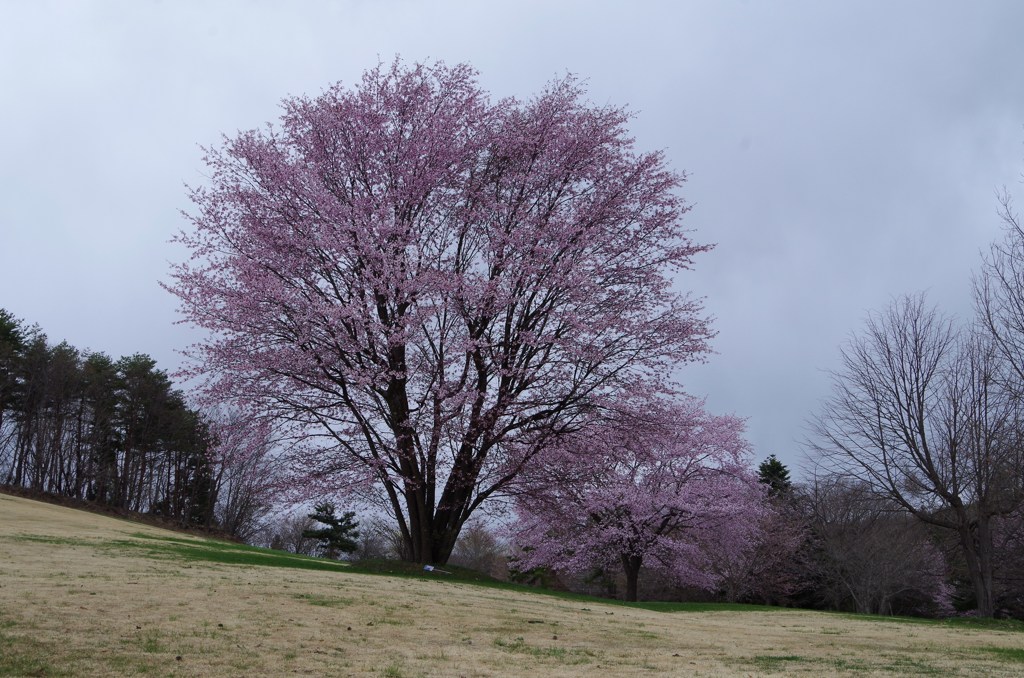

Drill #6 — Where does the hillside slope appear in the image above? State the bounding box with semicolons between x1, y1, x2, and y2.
1;491;1022;677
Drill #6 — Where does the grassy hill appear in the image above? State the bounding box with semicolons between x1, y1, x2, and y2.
1;492;1023;676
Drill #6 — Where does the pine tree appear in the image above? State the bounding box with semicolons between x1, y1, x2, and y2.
302;502;360;559
758;454;793;498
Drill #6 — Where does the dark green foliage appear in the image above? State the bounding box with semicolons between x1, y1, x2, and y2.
302;502;360;559
0;310;24;413
758;454;793;498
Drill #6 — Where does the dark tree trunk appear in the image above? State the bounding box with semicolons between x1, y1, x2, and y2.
959;519;995;617
622;554;642;602
400;486;466;565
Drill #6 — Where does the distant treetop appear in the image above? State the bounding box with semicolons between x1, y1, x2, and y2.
758;454;792;498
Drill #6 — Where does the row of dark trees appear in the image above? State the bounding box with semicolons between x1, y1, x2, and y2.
0;310;273;536
762;473;955;618
742;466;1022;619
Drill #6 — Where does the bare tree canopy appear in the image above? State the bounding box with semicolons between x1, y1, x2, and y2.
811;294;1024;616
977;192;1024;391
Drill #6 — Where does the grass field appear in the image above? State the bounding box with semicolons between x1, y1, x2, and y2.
2;492;1023;676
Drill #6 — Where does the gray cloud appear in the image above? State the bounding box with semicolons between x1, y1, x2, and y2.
2;0;1022;476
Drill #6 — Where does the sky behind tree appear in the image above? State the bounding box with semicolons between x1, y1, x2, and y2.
2;0;1022;475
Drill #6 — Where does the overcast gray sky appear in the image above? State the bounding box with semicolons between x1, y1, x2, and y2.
2;0;1022;475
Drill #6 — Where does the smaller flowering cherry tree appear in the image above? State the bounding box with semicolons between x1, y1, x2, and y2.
696;494;806;603
511;397;760;602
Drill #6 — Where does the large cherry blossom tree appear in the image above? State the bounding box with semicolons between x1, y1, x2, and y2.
511;397;760;601
167;59;712;563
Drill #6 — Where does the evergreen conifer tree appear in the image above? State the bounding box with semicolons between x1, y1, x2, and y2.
302;502;360;559
758;454;793;498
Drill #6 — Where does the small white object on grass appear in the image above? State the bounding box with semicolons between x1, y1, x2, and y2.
423;564;452;574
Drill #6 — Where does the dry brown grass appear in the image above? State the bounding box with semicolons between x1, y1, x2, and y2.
1;492;1023;676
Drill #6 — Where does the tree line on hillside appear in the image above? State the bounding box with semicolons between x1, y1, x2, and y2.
0;310;274;539
518;448;1019;619
504;449;958;616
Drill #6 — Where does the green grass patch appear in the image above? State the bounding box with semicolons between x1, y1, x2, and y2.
129;538;788;615
293;593;353;608
10;526;794;616
7;534;95;548
106;533;353;573
874;655;944;675
828;657;872;672
977;646;1024;663
493;636;595;664
347;558;500;583
347;559;784;613
12;529;355;574
138;629;165;653
749;654;810;672
28;526;1018;632
624;600;779;612
837;611;1024;633
942;617;1024;633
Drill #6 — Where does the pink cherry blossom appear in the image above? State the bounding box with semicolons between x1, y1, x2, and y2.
166;59;712;563
510;396;765;601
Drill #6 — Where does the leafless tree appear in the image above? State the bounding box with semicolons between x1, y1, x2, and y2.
212;449;277;542
201;409;280;541
976;190;1024;393
811;294;1024;616
804;476;951;616
353;516;406;561
449;520;507;576
258;512;319;555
